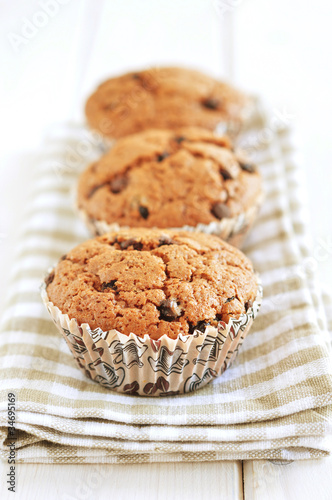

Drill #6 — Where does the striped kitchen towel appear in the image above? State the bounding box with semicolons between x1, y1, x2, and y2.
0;102;331;463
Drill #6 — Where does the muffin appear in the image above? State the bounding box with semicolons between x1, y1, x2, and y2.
77;127;263;248
42;228;262;395
85;66;252;142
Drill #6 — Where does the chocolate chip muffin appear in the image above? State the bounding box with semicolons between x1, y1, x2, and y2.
45;228;258;339
42;228;262;395
77;127;263;247
85;66;252;140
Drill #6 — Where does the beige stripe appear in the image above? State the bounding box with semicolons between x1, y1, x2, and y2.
0;317;59;336
1;370;330;424
242;322;319;361
293;221;306;234
0;343;73;366
262;163;297;179
254;208;284;226
251;255;299;273
5;292;42;309
260;188;285;201
7;449;330;463
2;322;323;383
21;229;83;243
2;424;322;452
244;231;290;254
256;200;302;225
17;247;68;263
261;276;304;298
9;268;46;283
252;303;310;329
11;266;47;287
25;206;75;220
29;185;69;198
185;375;332;419
5;403;330;436
2;319;322;377
220;346;331;394
1;346;329;405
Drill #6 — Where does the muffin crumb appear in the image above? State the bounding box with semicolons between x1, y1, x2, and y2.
46;229;258;340
77;127;262;230
85;66;251;139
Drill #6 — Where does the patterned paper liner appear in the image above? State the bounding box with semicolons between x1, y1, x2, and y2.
77;191;264;249
41;282;263;396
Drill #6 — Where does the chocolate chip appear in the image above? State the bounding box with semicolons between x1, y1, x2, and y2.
88;175;128;198
158;236;174;247
132;73;140;79
196;320;210;332
220;168;233;181
174;136;186;144
139;206;149;219
239;161;256;173
45;271;55;287
158;299;182;322
101;280;117;291
211;202;231;220
189;320;210;335
245;300;253;311
225;296;236;303
157;151;170;162
110;175;128;194
60;254;67;261
202;97;220;110
120;239;143;250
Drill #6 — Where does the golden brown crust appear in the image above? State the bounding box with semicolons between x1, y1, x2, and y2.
85;67;251;139
46;228;258;340
77;127;262;229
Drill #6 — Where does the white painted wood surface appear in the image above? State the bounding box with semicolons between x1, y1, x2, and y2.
244;457;332;500
0;461;243;500
1;458;332;499
1;1;332;498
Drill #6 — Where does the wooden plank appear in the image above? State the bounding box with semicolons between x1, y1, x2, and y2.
0;460;243;500
243;457;332;500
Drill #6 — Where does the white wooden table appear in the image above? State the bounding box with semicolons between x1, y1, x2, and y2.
1;458;332;499
1;1;332;498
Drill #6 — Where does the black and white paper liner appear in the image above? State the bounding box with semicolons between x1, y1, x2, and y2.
77;191;264;249
41;283;263;396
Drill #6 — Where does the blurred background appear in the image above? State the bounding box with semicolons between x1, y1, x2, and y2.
1;0;331;311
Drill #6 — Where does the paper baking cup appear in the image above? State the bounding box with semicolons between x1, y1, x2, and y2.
41;282;262;396
77;191;264;249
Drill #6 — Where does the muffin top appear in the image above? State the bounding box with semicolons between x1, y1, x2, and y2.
85;66;250;139
77;127;262;229
45;228;258;340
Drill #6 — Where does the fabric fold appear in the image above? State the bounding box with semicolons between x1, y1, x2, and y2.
0;102;331;462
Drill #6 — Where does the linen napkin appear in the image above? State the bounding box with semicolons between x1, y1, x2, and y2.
0;102;331;463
